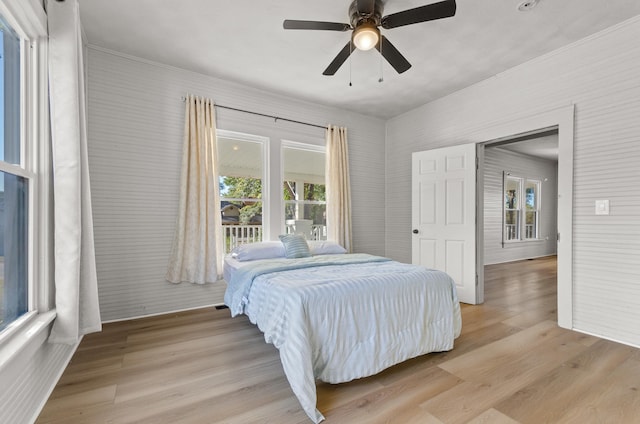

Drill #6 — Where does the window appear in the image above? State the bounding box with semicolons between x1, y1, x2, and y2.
215;132;327;254
524;180;540;239
282;142;326;241
504;174;541;242
0;3;46;336
0;13;28;332
217;131;267;252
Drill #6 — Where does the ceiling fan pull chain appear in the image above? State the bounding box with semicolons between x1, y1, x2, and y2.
349;42;353;86
379;37;384;83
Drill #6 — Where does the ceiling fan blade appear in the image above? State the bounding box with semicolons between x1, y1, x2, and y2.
376;35;411;74
323;42;353;75
283;20;351;31
381;0;456;29
356;0;376;16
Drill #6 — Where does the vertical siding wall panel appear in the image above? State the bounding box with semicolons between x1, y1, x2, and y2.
88;48;386;322
385;16;640;346
483;147;558;264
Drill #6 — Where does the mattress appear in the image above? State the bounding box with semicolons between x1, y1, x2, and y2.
223;255;244;283
223;253;462;423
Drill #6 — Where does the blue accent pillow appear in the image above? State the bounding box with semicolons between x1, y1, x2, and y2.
279;234;312;259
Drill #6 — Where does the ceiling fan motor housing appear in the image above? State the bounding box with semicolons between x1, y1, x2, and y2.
349;0;384;28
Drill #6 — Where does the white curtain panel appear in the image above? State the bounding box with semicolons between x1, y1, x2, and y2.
47;0;102;344
166;95;223;284
325;125;353;253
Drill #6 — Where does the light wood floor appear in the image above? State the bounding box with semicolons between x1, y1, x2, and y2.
37;256;640;423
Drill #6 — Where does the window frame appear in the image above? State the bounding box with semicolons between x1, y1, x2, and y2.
524;179;541;240
216;129;270;242
281;140;326;237
215;132;327;253
503;173;542;243
0;0;50;346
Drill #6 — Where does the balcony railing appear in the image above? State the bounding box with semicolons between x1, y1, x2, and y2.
223;225;262;254
525;224;536;239
222;224;327;254
505;224;537;241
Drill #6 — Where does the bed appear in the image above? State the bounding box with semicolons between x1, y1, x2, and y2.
223;238;462;423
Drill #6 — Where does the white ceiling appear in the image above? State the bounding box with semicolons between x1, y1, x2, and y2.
78;0;640;119
497;133;559;161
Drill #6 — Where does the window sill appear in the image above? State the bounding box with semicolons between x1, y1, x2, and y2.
503;238;547;244
0;310;56;371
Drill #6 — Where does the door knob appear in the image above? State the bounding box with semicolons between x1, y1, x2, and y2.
412;229;419;234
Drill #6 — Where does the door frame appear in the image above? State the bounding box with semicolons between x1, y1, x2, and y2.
471;105;574;329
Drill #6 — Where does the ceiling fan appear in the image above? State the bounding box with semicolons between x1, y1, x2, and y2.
283;0;457;76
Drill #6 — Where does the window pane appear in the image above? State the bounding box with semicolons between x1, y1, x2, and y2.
525;181;538;209
505;178;520;209
283;146;326;240
0;172;28;331
218;136;264;253
505;210;520;241
525;211;538;239
0;15;21;165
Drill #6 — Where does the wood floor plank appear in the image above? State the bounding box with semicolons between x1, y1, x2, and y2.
423;324;594;423
494;339;636;423
35;385;117;421
36;256;640;423
467;408;521;424
551;353;640;424
437;320;591;382
321;365;461;423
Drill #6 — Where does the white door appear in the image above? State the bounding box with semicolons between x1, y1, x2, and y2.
412;143;478;304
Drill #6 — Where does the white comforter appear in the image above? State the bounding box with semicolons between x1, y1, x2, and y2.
224;254;462;423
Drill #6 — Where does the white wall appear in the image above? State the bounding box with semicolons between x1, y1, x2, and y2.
385;15;640;347
483;147;558;264
86;47;386;322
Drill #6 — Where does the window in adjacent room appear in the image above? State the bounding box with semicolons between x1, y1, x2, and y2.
504;176;521;241
282;142;326;241
504;174;541;242
524;179;540;239
217;131;267;253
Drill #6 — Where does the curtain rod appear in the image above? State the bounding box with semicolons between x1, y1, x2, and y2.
181;97;327;130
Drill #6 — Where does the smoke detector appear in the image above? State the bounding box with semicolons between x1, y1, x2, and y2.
518;0;539;11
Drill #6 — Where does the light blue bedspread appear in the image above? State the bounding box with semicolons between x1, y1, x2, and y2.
223;253;462;423
224;253;391;316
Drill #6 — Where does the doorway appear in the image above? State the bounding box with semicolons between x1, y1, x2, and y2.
481;131;559;319
412;105;574;328
474;105;574;329
482;130;559;265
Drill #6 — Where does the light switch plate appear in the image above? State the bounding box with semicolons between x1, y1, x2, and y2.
595;199;609;215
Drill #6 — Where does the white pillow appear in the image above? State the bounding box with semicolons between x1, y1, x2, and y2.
231;241;285;261
308;241;347;255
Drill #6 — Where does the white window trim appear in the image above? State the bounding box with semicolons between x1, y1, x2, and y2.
281;139;325;153
0;0;53;369
280;140;326;235
217;129;270;240
524;179;542;241
0;0;46;40
503;173;544;244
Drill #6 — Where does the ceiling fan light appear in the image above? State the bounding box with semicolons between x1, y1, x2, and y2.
353;24;379;51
